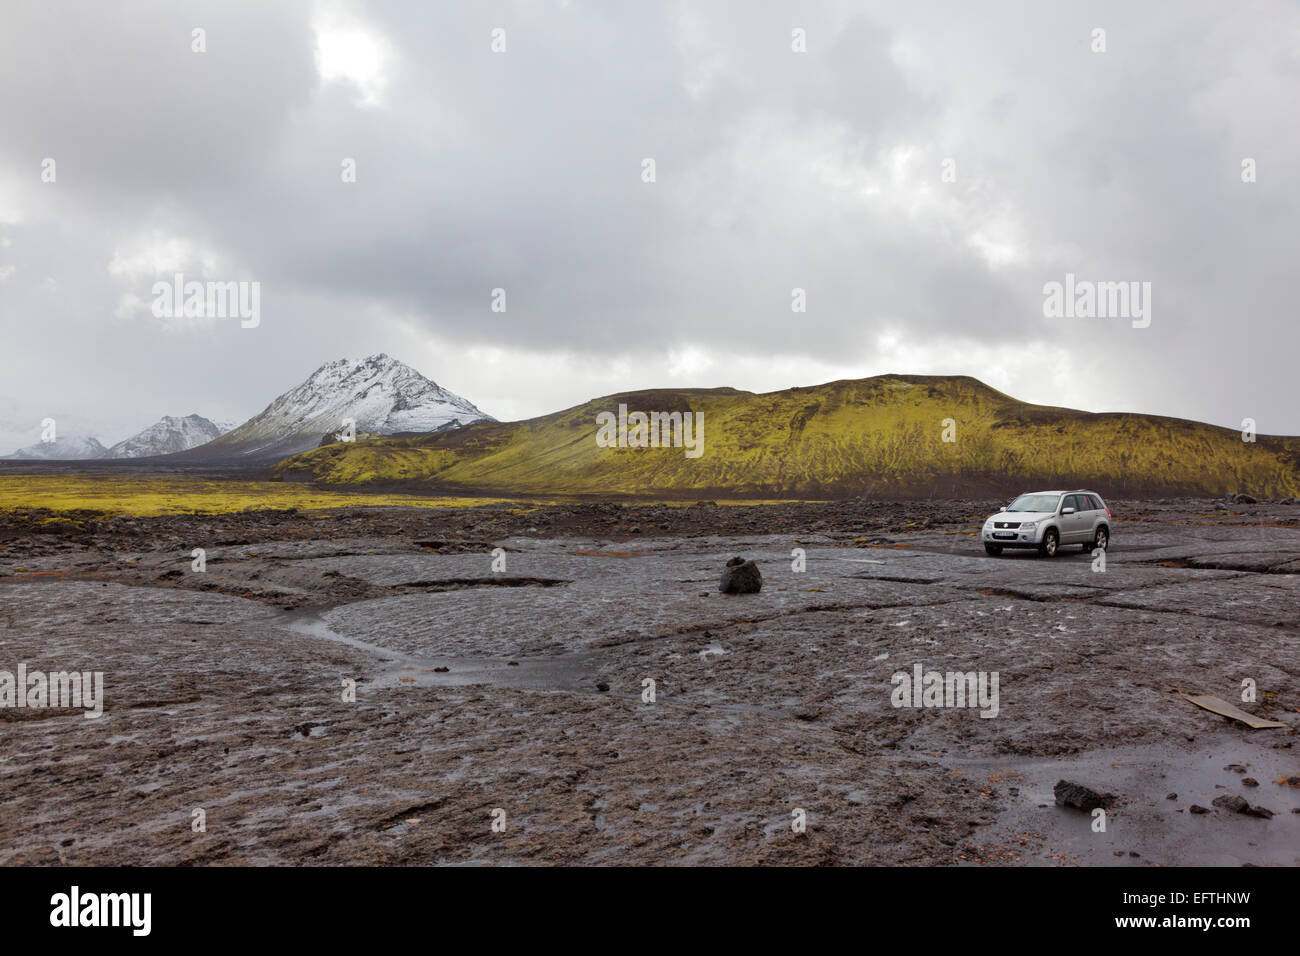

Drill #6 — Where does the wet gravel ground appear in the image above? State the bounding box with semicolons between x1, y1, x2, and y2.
0;498;1296;865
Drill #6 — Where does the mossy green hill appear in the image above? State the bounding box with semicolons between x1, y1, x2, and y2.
271;374;1300;499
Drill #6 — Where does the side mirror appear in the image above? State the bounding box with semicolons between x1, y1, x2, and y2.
998;506;1007;512
1062;507;1076;515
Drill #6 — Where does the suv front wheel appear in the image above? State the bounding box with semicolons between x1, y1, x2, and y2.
1038;528;1059;558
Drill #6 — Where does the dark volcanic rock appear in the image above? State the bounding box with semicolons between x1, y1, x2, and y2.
1053;780;1115;812
1211;794;1273;818
1213;794;1249;813
719;556;762;594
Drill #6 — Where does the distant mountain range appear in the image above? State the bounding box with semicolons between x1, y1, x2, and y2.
171;354;493;461
4;414;233;460
5;434;110;461
104;414;233;459
272;374;1300;499
8;366;1299;499
2;355;492;462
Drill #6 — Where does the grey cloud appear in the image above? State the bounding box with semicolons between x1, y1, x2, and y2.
0;0;1297;451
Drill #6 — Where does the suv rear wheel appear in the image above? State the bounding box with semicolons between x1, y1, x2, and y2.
1038;528;1059;558
1091;526;1109;552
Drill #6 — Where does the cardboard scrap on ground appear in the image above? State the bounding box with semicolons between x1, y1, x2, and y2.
1179;693;1287;730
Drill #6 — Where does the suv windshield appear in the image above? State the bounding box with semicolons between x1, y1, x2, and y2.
1007;494;1062;513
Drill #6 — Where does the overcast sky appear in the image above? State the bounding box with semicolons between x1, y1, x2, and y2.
1;0;1297;451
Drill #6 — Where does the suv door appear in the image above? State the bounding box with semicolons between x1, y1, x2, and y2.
1080;495;1101;541
1061;494;1088;542
1078;495;1101;541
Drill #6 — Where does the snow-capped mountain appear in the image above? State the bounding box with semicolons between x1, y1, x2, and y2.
104;414;231;459
5;434;108;460
178;354;493;461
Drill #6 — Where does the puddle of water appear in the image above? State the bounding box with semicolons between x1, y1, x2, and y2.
274;609;599;692
947;737;1300;866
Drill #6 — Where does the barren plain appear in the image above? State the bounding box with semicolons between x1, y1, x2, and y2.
1;498;1296;865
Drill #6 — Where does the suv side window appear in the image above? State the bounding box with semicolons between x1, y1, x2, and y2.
1087;495;1102;511
1064;495;1082;512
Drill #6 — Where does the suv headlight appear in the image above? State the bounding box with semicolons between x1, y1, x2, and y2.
1019;521;1037;532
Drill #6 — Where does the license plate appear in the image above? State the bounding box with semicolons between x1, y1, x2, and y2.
993;532;1015;539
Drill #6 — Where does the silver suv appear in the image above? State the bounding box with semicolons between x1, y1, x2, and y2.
981;490;1111;557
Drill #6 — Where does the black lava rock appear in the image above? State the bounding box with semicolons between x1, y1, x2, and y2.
1213;794;1249;813
719;556;763;594
1211;794;1272;818
1053;780;1115;812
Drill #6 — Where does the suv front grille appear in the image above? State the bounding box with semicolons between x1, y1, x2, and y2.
994;521;1020;529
